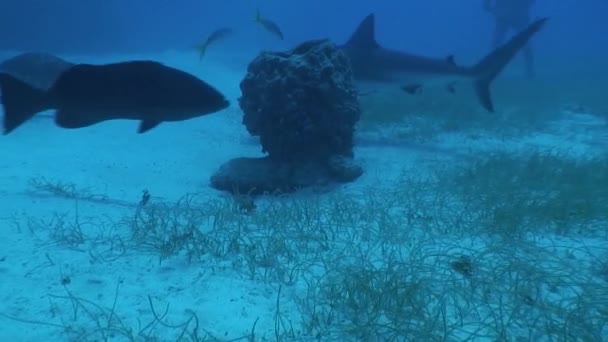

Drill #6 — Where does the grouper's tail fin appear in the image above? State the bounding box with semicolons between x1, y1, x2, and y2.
0;73;49;134
472;18;548;112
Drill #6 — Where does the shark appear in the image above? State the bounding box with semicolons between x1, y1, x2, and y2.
339;14;548;112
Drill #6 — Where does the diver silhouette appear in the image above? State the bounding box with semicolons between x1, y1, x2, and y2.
483;0;537;78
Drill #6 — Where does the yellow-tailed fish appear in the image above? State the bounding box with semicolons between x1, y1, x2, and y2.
195;27;234;60
255;8;284;40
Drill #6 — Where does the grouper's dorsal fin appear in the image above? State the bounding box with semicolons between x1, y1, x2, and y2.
346;14;379;49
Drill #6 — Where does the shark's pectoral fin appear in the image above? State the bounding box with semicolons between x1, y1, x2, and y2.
138;120;161;133
474;80;494;112
401;84;423;95
446;83;456;94
446;55;456;66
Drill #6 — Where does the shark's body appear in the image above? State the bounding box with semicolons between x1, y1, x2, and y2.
340;14;547;111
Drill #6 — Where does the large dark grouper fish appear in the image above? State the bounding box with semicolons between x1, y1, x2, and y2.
0;60;230;134
339;14;548;112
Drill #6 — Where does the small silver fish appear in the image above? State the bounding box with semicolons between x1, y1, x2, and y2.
255;9;284;40
195;27;234;60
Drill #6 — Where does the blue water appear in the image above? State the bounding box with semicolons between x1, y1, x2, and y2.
1;1;607;67
1;1;607;341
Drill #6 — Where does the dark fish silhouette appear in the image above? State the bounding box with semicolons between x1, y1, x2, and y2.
339;14;548;112
195;27;234;60
0;60;229;134
255;9;284;40
0;52;74;90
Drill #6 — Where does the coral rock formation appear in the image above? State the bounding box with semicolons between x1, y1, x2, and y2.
211;39;363;195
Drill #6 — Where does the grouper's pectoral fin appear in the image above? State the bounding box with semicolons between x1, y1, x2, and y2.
55;109;102;129
138;120;161;133
401;84;423;95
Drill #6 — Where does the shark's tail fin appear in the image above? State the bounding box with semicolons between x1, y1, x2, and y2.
0;73;49;134
471;18;548;112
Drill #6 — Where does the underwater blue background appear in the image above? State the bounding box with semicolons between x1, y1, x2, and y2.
1;1;608;341
1;0;607;73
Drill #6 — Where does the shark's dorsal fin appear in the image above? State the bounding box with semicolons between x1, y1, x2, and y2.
446;55;456;65
346;14;379;49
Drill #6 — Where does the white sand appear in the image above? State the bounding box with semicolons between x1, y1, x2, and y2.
0;49;606;341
